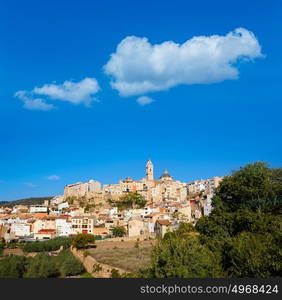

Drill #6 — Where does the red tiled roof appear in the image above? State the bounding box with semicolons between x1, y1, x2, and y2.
157;219;171;226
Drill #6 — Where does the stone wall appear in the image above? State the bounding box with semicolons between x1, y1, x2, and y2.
95;233;155;243
71;247;126;278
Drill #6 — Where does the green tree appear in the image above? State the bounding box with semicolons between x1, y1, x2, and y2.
0;255;27;278
23;237;73;253
143;234;223;278
0;241;5;256
24;253;58;278
222;232;282;277
66;196;77;205
213;162;282;211
57;250;84;277
113;192;147;210
112;226;126;237
71;234;96;249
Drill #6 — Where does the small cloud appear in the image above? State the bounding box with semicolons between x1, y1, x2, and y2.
15;77;100;110
33;77;100;106
137;96;154;106
47;175;60;180
24;182;37;188
15;91;56;111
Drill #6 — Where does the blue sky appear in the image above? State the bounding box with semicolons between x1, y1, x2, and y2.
0;0;281;201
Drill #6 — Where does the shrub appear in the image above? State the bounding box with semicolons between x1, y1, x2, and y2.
93;264;102;273
71;234;96;249
0;255;27;278
112;226;126;237
111;269;121;278
24;253;58;278
23;237;73;253
57;250;84;277
83;250;90;258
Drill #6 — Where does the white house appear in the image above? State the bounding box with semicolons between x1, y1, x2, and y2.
55;217;72;236
10;223;31;237
50;195;64;205
34;229;57;240
58;202;69;211
29;205;48;214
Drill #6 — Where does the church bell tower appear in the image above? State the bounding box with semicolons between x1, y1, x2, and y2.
146;159;154;181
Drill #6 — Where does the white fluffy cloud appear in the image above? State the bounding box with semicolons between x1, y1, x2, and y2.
104;28;263;96
33;78;100;105
136;96;154;106
47;175;60;180
15;77;100;110
15;91;55;111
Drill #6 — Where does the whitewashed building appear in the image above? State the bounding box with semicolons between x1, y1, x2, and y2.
55;217;72;236
10;223;31;237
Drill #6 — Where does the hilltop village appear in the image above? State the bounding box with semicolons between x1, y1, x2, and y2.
0;160;223;242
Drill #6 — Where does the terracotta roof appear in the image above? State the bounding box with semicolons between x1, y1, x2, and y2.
144;213;159;218
42;216;57;220
157;219;171;226
57;215;70;219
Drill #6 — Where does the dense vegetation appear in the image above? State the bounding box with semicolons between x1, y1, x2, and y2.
0;250;84;278
112;226;126;237
108;192;147;210
0;197;53;208
0;241;4;256
71;233;96;249
23;237;74;253
139;162;282;278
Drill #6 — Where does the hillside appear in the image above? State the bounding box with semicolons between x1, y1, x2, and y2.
0;196;53;208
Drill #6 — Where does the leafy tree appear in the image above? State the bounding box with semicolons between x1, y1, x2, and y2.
23;237;73;253
71;234;95;249
66;196;77;205
196;209;282;239
143;234;223;278
24;253;58;278
0;255;27;278
222;232;282;277
0;250;84;278
57;250;84;277
112;226;126;237
176;222;196;237
213;162;282;211
0;241;5;256
112;192;147;210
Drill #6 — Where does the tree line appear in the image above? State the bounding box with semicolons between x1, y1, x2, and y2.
0;250;84;278
22;237;74;252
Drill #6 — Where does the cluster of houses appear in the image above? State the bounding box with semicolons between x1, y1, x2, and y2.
0;160;223;242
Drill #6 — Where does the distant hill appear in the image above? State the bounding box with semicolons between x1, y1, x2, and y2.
0;196;53;208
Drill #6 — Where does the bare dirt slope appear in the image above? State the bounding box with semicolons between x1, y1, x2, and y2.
88;239;156;272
